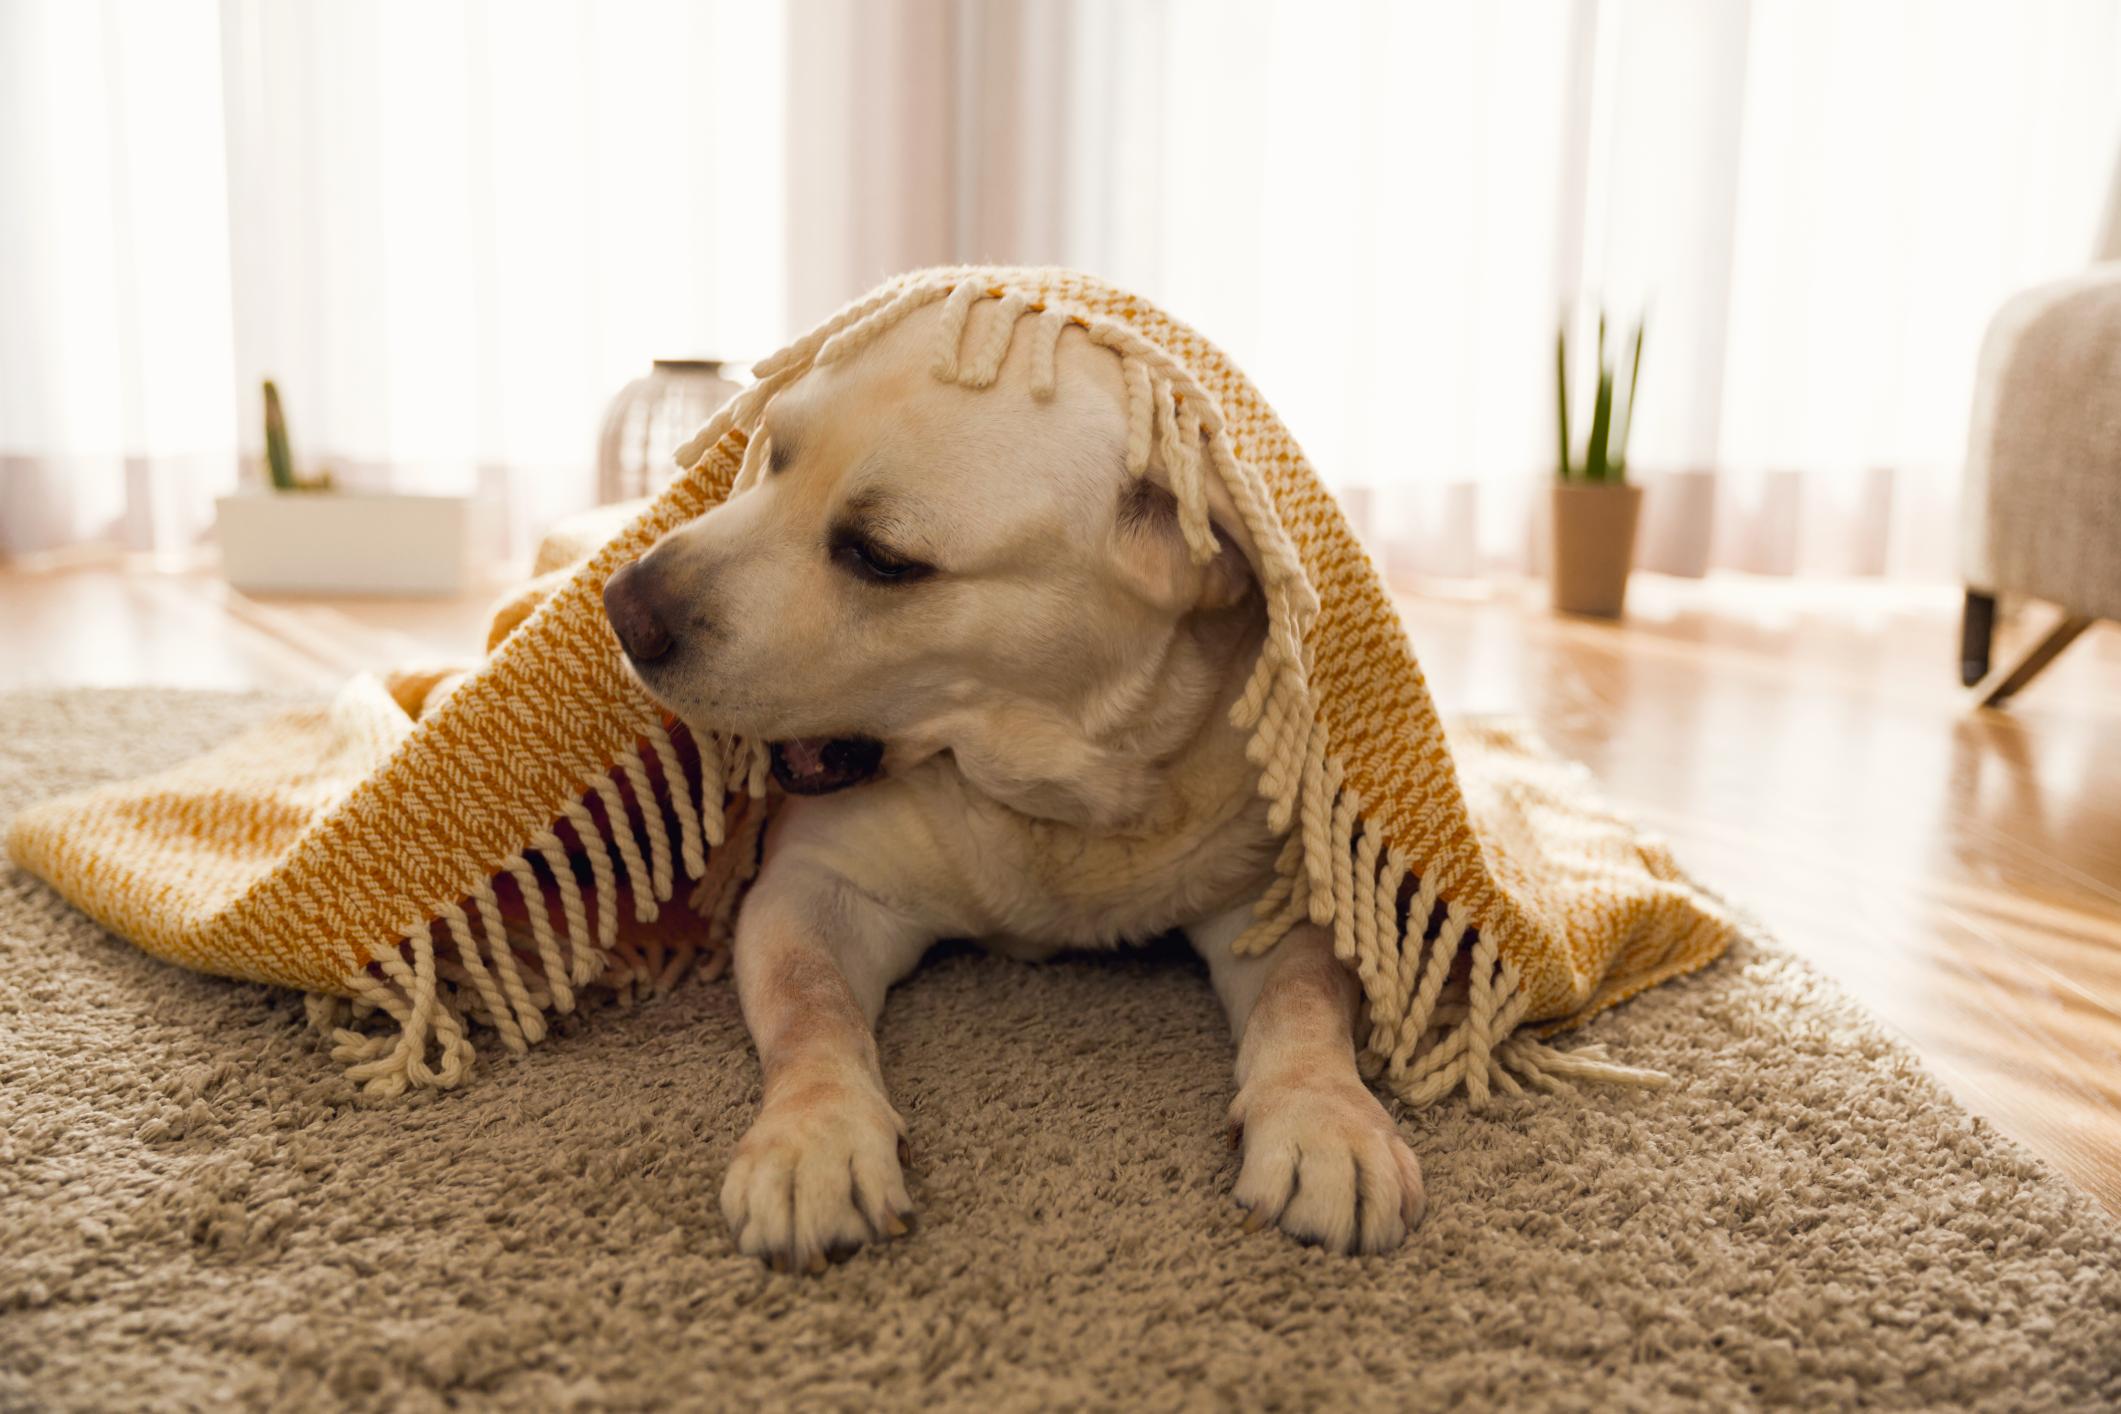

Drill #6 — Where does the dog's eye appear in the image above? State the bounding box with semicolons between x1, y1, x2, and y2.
832;532;933;585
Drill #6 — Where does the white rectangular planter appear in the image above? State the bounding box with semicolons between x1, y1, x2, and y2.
215;492;472;597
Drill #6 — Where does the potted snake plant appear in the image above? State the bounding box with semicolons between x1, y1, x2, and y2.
1551;309;1646;618
216;380;472;596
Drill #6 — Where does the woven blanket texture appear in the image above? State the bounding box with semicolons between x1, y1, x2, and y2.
7;689;2121;1411
5;268;1737;1102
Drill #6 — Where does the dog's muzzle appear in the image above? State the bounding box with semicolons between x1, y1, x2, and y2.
769;737;886;795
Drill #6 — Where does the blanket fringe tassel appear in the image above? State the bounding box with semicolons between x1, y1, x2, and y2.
308;716;769;1099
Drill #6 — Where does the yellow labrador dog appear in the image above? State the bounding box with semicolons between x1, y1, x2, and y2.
602;300;1423;1272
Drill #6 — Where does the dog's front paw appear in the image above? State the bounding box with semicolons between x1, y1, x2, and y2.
721;1077;913;1274
1227;1074;1425;1255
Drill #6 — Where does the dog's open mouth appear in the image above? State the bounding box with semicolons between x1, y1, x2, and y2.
768;736;886;795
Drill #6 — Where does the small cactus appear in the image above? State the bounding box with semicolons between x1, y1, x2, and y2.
261;380;331;490
1556;307;1645;484
263;380;296;492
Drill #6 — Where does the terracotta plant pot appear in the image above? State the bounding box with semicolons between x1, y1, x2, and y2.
1549;482;1644;618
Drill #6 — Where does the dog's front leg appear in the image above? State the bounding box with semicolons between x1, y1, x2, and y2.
721;855;931;1273
1191;909;1426;1254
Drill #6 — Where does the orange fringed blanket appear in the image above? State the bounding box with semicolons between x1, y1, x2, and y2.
7;268;1737;1102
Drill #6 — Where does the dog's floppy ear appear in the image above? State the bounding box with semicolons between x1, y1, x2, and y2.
1109;478;1253;613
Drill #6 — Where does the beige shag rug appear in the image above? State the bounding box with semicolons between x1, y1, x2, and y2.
4;689;2119;1412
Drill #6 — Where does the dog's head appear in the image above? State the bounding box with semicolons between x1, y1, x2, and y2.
603;299;1259;826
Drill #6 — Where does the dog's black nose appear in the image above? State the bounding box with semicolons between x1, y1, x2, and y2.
603;559;673;662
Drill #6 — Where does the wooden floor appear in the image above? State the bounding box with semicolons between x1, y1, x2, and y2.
4;558;2119;1215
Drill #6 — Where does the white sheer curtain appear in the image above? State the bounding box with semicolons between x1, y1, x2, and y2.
1038;0;2121;582
12;0;2120;582
1;0;785;560
1;1;237;557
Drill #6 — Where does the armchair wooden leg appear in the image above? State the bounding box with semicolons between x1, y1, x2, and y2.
1960;590;1995;687
1977;613;2094;708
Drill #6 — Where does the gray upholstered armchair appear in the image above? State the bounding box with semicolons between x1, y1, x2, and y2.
1959;160;2121;705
